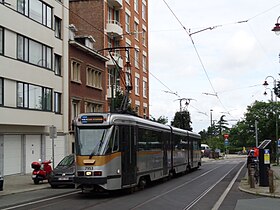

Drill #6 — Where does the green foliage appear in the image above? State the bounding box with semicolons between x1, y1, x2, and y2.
229;100;279;147
150;115;168;125
113;89;136;114
171;110;193;131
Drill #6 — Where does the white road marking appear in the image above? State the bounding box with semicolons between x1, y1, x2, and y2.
131;165;223;210
211;161;246;210
183;162;242;210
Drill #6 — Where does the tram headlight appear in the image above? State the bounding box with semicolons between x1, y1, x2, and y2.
85;171;92;176
116;169;120;174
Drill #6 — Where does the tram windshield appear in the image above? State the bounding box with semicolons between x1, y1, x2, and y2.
76;126;113;156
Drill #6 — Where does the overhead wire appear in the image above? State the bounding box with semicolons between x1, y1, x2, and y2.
62;1;182;102
161;0;280;117
162;0;229;114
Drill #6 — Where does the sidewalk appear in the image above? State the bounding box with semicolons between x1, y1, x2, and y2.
239;164;280;198
0;173;49;196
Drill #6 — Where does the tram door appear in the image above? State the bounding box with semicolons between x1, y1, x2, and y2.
189;138;193;167
162;132;169;176
120;125;137;186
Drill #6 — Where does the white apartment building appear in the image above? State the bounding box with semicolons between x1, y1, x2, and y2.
0;0;69;175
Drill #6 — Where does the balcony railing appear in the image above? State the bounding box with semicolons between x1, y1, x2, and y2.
106;20;123;38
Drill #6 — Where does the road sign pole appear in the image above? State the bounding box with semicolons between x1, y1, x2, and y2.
49;125;57;169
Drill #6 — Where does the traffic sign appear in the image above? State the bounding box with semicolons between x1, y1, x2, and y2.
224;139;229;146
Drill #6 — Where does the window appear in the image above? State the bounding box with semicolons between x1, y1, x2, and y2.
0;78;3;106
17;0;52;28
142;29;146;46
125;42;131;63
87;67;102;89
17;82;52;111
134;0;138;13
72;100;80;120
143;80;147;98
54;54;61;75
71;60;81;82
85;101;102;113
143;107;147;119
42;87;52;111
125;13;130;33
54;16;61;39
17;35;52;69
134;21;139;40
135;76;140;95
125;67;131;88
142;1;146;21
54;92;61;113
0;27;3;55
135;49;139;68
142;54;147;72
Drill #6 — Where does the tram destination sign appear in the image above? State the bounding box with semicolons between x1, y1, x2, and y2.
81;115;104;124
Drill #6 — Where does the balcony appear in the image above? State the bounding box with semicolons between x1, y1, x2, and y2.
107;52;123;69
106;20;123;38
107;0;122;9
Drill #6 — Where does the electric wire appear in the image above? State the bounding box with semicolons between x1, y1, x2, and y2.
162;0;225;112
62;1;181;103
161;0;280;117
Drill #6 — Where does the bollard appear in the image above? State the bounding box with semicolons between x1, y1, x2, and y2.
249;164;255;188
269;169;274;193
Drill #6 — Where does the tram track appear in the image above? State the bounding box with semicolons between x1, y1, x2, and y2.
2;159;246;210
130;165;223;210
183;161;246;210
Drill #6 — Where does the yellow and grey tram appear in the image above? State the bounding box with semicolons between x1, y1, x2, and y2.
73;113;201;192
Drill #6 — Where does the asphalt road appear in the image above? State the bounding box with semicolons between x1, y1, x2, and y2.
1;157;277;210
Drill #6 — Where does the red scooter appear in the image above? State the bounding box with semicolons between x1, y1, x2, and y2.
31;160;52;184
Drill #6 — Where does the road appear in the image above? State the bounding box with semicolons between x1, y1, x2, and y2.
0;157;274;210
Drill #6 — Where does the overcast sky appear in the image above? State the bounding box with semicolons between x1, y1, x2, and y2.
148;0;280;132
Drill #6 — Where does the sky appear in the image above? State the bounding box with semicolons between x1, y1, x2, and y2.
148;0;280;133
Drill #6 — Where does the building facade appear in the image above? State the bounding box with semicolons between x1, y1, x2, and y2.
68;27;109;151
0;0;69;175
70;0;149;118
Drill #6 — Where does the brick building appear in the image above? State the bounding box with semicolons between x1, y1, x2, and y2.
69;0;149;119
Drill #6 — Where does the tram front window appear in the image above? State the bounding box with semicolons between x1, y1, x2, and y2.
76;127;112;156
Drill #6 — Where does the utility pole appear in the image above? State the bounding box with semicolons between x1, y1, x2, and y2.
255;119;258;147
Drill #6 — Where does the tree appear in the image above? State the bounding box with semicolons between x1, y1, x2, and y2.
114;89;136;115
228;100;280;162
150;115;168;124
171;110;192;131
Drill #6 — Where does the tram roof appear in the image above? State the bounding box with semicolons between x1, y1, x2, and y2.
75;112;200;138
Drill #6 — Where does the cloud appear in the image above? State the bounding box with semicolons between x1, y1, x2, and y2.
223;31;260;69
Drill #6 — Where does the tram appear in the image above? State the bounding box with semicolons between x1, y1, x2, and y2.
73;112;201;192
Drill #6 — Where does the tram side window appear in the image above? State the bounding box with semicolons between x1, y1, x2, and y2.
138;128;162;151
192;138;198;150
174;134;185;150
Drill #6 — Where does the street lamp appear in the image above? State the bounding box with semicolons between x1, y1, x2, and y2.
272;16;280;35
264;87;274;101
263;76;277;100
263;76;278;164
210;109;213;127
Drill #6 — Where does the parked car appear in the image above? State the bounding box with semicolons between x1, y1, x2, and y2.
201;144;210;157
48;154;75;188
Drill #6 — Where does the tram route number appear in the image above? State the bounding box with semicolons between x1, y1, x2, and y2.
85;166;94;170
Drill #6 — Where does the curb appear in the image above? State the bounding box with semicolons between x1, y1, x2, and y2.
238;185;280;198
